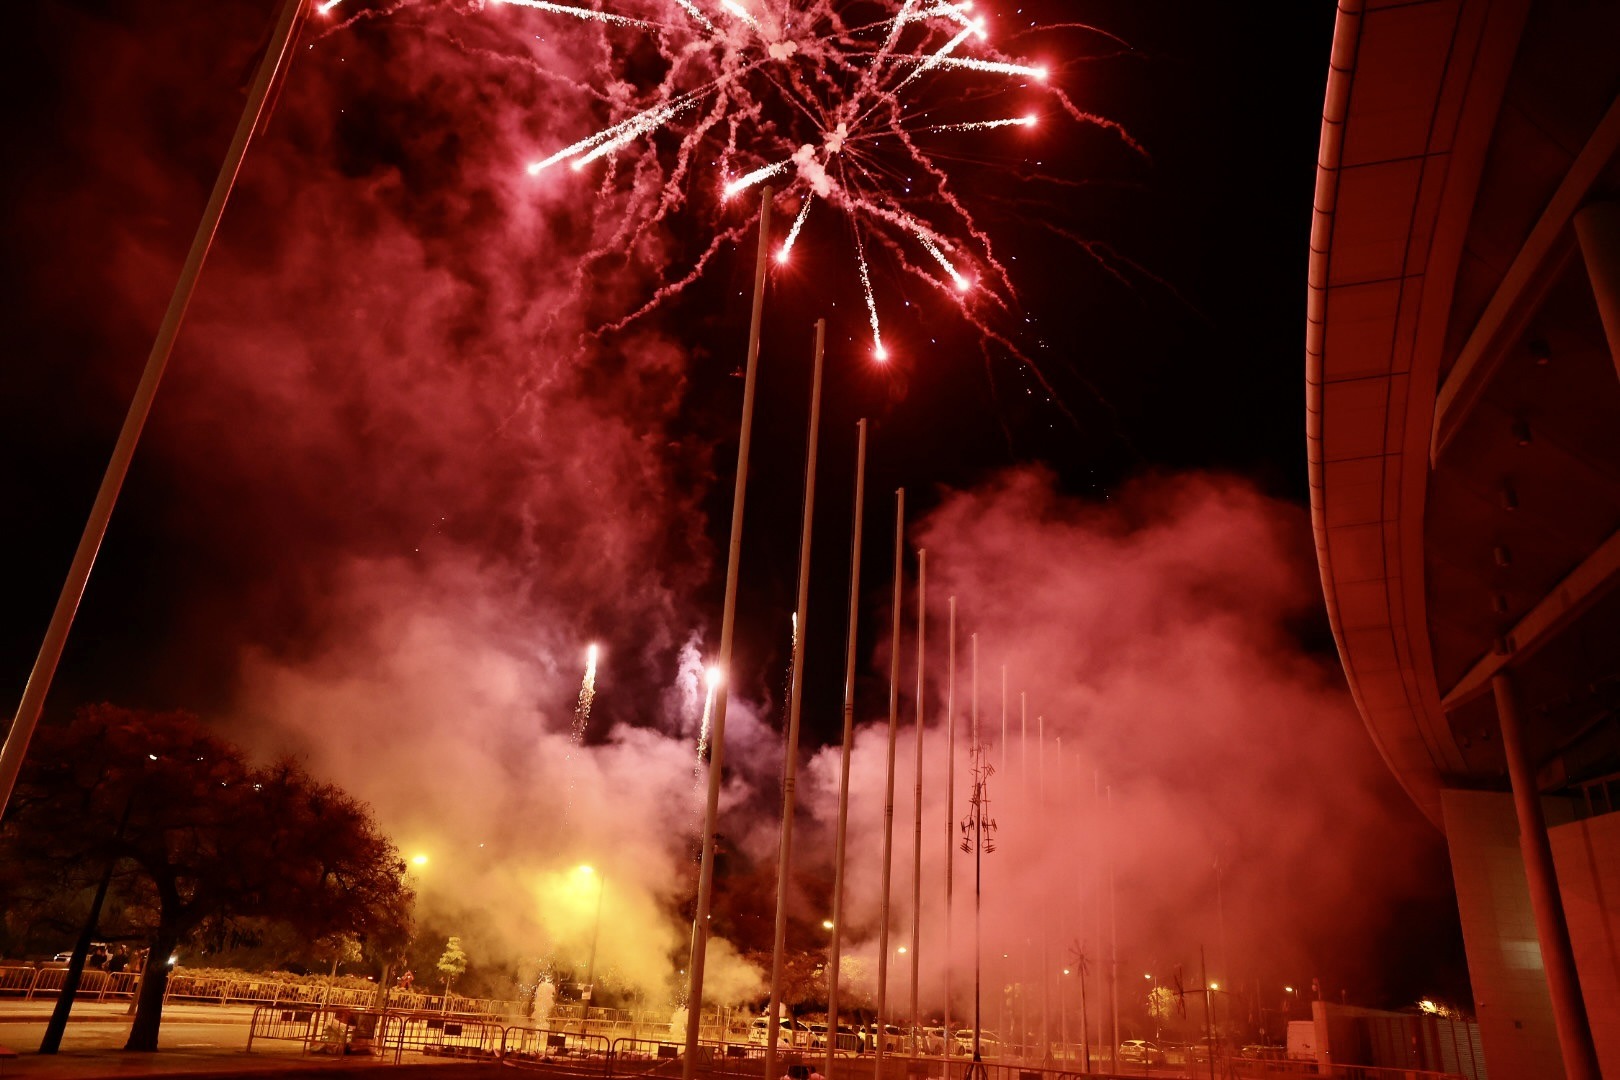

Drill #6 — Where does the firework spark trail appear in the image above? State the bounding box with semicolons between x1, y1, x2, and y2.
572;99;699;170
918;116;1036;133
778;195;814;262
493;0;665;30
853;229;885;360
890;23;979;95
720;0;763;32
915;229;969;291
674;0;719;35
561;644;599;826
904;55;1047;79
724;156;793;198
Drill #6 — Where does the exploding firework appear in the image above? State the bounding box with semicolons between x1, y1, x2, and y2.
450;0;1137;365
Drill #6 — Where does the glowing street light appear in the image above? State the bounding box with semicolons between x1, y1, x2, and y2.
411;854;430;867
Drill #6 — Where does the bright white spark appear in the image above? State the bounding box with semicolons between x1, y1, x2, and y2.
494;0;661;28
916;230;970;291
778;196;814;263
317;0;344;12
721;0;762;31
724;157;792;198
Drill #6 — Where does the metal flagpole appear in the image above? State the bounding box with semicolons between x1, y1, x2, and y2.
874;488;905;1080
682;187;774;1079
764;319;824;1080
1040;713;1050;1063
0;0;309;820
943;597;957;1050
823;418;867;1080
908;550;926;1053
1107;785;1119;1074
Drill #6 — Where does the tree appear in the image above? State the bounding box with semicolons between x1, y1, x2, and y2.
437;936;468;996
0;705;414;1050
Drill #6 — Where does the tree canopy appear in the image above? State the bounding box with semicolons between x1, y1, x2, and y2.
0;704;413;1049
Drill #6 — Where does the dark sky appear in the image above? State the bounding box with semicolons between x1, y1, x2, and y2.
0;0;1472;1015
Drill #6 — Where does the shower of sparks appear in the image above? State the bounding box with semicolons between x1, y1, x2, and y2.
476;0;1137;378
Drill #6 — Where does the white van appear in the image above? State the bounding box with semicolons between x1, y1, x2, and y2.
749;1016;813;1047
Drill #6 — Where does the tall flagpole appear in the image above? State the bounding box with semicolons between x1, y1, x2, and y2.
1107;784;1120;1074
1039;713;1051;1063
682;187;774;1078
764;319;824;1080
874;488;905;1080
943;597;957;1050
908;549;926;1052
0;0;309;820
824;419;867;1080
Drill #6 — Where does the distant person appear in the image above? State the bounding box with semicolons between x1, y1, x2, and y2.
88;946;109;970
106;947;129;973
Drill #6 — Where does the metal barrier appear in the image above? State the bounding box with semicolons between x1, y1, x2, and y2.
504;1026;613;1072
0;966;141;1001
244;1003;322;1052
387;1011;504;1063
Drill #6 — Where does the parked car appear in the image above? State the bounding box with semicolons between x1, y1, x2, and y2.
1118;1039;1167;1065
1240;1044;1285;1060
953;1030;1005;1058
748;1017;814;1047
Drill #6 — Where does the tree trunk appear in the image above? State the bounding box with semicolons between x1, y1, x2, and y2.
124;934;178;1051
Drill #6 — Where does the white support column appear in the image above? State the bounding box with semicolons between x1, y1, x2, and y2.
1492;672;1600;1080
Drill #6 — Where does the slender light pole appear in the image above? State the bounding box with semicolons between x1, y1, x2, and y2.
907;549;926;1054
943;596;957;1050
764;319;824;1080
824;419;867;1080
1107;785;1119;1073
0;0;309;820
1039;712;1050;1063
682;186;774;1077
582;866;605;1026
874;487;905;1080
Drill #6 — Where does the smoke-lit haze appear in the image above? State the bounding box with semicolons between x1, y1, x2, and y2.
1;0;1454;1021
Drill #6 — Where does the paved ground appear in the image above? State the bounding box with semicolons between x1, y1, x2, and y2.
0;1002;496;1078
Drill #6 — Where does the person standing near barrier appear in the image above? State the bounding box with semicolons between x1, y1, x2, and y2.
106;947;128;973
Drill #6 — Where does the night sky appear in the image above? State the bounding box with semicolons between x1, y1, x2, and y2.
1;0;1471;1018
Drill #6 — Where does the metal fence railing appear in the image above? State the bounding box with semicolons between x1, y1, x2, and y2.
385;1012;504;1063
244;1004;322;1052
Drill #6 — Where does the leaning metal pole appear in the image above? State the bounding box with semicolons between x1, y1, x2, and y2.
873;488;905;1080
763;319;825;1080
908;549;926;1053
960;673;994;1080
823;418;867;1080
682;186;774;1079
0;0;308;820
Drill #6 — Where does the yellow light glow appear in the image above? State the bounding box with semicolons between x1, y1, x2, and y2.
412;854;429;866
706;666;723;688
822;920;835;930
897;946;908;954
578;864;596;875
